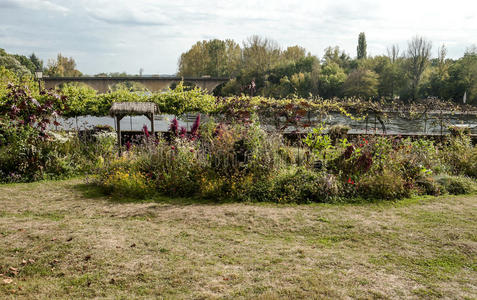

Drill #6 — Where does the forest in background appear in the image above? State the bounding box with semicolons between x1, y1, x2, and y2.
1;33;477;102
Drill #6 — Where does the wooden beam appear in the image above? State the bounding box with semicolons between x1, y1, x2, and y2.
116;115;123;156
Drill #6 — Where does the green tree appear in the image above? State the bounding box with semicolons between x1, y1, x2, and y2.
12;54;36;74
0;55;31;76
357;32;367;60
319;62;347;98
178;39;242;77
29;53;43;72
424;45;451;99
343;68;379;98
46;53;82;77
322;46;352;71
242;35;281;74
405;36;432;100
445;49;477;103
282;46;307;63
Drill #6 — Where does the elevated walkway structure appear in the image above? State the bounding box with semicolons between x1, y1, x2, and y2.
43;76;229;93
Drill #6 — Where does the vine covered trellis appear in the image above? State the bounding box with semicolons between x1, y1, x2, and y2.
1;67;476;135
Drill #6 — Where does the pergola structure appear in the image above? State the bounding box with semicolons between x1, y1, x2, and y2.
109;102;158;155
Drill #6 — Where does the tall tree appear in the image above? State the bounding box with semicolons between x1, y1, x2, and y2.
425;44;450;98
47;53;82;77
242;35;281;74
406;36;432;100
357;32;367;60
446;49;477;103
282;46;307;63
29;53;43;72
178;39;241;77
323;46;352;71
387;44;400;64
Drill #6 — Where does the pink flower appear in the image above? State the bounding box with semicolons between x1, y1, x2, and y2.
190;114;201;137
143;125;150;138
180;127;187;138
170;118;179;136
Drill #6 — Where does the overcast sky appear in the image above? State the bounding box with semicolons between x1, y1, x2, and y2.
1;0;476;75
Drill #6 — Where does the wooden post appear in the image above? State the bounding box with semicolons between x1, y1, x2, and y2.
150;113;155;138
365;116;368;134
374;112;377;134
116;115;122;156
424;113;427;134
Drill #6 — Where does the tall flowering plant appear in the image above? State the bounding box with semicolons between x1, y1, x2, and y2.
169;115;201;140
0;83;68;140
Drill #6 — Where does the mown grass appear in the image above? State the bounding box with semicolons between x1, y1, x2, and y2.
0;179;476;299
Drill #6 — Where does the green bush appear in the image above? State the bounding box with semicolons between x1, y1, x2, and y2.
357;169;410;200
436;175;477;195
441;136;477;178
95;158;154;199
415;177;442;196
272;168;340;203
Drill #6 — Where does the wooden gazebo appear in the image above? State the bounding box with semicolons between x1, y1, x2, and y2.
109;102;158;155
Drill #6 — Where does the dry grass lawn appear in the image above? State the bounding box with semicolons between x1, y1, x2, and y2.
1;179;477;299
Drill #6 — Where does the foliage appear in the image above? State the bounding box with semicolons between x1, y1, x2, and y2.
357;32;367;60
178;39;242;77
46;53;82;77
91;113;477;203
0;83;66;139
357;168;409;200
343;68;379;99
406;36;432;100
435;175;477;195
318;62;347;98
0;49;40;76
0;82;114;182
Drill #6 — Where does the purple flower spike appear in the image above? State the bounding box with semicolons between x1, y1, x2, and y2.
180;126;187;138
143;124;150;138
170;117;179;136
190;114;201;137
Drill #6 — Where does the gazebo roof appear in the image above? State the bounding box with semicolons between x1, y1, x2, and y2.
109;102;158;116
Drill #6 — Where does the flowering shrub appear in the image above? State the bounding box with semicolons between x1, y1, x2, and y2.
91;117;477;202
95;155;153;198
0;83;116;182
4;69;474;199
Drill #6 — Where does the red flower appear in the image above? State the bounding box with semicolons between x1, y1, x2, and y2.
171;146;175;150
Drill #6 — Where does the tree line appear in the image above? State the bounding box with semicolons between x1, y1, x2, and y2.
178;34;477;103
0;50;82;77
2;33;476;103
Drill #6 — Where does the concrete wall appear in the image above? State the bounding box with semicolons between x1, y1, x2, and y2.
43;77;229;94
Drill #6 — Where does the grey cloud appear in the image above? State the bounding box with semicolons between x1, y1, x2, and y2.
87;12;168;26
0;0;69;12
0;0;20;8
1;0;475;75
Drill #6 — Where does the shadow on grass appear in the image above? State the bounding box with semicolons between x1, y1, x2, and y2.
71;179;476;208
72;182;236;206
